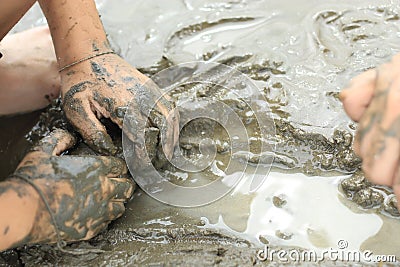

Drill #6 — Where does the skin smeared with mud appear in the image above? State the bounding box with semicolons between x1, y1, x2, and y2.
61;52;179;157
4;129;134;248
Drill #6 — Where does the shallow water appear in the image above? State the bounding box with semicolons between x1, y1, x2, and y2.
3;0;400;265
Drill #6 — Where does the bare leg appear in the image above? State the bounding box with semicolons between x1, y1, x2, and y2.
0;1;60;115
0;26;59;115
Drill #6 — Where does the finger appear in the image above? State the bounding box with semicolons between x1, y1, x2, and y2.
84;221;110;241
108;202;126;220
64;98;117;155
392;164;400;211
393;184;400;211
122;101;147;145
356;115;377;158
145;127;160;161
361;135;400;186
98;156;128;177
34;129;76;156
147;79;175;110
164;108;180;159
339;69;376;122
90;91;130;129
357;114;392;185
128;78;179;160
108;177;135;201
360;86;400;185
355;64;397;176
151;105;180;160
353;131;361;156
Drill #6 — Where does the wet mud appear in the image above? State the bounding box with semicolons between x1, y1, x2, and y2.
0;111;42;178
2;0;400;265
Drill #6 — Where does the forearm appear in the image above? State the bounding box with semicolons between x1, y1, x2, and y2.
38;0;110;69
0;179;39;251
0;0;37;40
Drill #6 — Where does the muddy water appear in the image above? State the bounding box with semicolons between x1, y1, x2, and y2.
2;0;400;266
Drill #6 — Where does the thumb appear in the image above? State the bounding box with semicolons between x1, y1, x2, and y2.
35;129;76;156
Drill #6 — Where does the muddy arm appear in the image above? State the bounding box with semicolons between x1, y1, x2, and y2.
38;0;109;69
0;180;39;251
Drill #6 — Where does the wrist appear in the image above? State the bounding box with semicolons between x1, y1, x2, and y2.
57;39;112;68
59;51;120;95
38;0;110;68
58;49;115;73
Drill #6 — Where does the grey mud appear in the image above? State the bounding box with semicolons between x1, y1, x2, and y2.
1;2;400;266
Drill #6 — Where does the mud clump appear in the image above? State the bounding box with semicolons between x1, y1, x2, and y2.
273;120;361;174
272;194;287;208
340;169;400;217
4;222;340;266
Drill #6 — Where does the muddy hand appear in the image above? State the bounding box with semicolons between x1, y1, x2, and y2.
60;53;179;157
11;129;134;245
340;54;400;210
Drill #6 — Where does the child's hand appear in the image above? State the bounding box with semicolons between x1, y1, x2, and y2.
340;54;400;209
11;129;134;245
60;53;179;157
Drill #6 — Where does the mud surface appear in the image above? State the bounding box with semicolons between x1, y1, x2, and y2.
2;0;400;266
